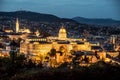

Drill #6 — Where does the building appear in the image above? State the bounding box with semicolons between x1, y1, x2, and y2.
58;26;67;40
5;18;31;40
15;18;30;33
20;26;103;61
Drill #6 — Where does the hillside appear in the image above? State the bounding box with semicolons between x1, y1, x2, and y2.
0;11;61;22
72;17;120;26
0;11;78;24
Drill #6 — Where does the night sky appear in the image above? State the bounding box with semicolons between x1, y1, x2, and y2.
0;0;120;20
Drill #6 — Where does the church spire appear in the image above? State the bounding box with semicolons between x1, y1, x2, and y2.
16;18;19;33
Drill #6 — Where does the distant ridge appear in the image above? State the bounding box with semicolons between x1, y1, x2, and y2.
0;11;78;24
72;17;120;26
0;11;120;26
0;11;61;22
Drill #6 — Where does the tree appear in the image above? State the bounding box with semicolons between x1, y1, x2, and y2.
48;48;57;67
9;40;17;64
48;48;56;57
15;54;27;68
9;50;17;64
59;46;66;56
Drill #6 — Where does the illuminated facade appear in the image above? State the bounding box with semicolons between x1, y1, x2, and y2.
4;29;13;33
20;26;99;61
19;28;31;33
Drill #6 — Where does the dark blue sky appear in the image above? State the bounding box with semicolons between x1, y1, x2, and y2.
0;0;120;20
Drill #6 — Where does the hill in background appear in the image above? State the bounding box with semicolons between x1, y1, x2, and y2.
72;17;120;26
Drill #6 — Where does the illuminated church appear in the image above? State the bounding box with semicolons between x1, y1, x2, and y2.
15;18;31;33
5;18;30;34
5;18;31;40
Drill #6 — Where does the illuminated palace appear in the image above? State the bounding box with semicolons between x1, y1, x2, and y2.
20;25;102;61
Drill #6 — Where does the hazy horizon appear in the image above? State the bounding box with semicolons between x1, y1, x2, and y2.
0;0;120;20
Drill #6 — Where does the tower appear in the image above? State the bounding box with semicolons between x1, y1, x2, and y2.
111;35;116;44
16;18;19;33
58;26;67;40
35;30;40;36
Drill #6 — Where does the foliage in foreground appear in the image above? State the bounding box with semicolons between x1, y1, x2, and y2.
0;56;120;80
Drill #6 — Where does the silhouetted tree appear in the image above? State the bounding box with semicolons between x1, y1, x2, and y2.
48;48;56;57
9;40;17;64
59;46;66;56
